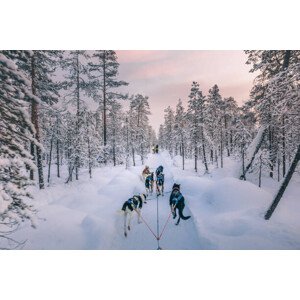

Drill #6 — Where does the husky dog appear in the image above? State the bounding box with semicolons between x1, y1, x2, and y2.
156;165;163;177
156;173;164;196
169;184;191;225
142;166;150;181
145;172;154;196
121;194;147;237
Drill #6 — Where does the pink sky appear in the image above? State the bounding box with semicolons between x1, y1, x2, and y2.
116;50;257;133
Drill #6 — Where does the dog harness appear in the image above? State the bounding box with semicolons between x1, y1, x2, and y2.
133;195;143;209
170;190;183;206
145;174;153;188
122;197;139;211
156;173;164;185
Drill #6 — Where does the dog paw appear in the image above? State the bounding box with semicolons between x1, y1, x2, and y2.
128;226;131;231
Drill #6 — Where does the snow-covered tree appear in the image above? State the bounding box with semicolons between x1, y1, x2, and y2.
243;50;300;180
129;94;151;164
89;50;128;153
174;99;188;170
0;52;38;248
61;50;93;181
187;82;208;172
205;84;224;167
162;106;176;156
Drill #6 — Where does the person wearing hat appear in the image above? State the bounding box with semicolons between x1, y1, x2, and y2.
152;145;156;154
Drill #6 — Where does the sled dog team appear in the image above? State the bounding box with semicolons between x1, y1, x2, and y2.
121;165;191;237
142;165;164;197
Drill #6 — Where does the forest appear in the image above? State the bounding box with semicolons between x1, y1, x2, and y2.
1;50;300;249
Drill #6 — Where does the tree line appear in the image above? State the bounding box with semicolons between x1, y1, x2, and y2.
159;51;300;191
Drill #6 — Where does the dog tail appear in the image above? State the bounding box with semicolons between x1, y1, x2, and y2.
178;208;191;220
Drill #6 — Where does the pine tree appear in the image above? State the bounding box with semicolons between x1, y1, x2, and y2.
0;52;38;248
243;50;300;180
61;50;93;180
89;50;128;159
205;84;224;167
129;94;151;164
162;106;176;157
188;82;208;172
174;99;188;170
15;50;62;188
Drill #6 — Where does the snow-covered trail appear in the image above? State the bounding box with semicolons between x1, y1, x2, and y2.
11;150;300;250
111;152;204;250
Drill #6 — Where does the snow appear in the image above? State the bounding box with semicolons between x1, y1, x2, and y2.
246;125;266;159
8;151;300;249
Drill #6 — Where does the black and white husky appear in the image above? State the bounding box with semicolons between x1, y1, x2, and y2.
169;184;191;225
121;193;147;237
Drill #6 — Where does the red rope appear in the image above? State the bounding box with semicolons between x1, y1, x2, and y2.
158;211;173;240
134;210;158;240
134;205;174;242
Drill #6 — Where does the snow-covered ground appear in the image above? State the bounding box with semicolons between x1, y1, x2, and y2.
10;151;300;249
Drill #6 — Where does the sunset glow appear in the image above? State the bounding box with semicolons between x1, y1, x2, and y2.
117;50;257;132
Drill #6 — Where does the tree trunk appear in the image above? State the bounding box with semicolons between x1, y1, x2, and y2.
75;52;80;180
241;142;246;181
265;144;300;220
220;125;224;168
132;147;136;166
88;136;92;178
282;115;286;177
258;153;262;188
30;140;35;180
125;118;130;169
56;137;60;178
215;150;218;168
47;134;54;183
103;52;107;147
31;52;44;189
113;142;116;166
240;126;266;180
268;125;274;178
224;115;230;157
86;116;92;178
200;123;208;173
230;130;233;154
182;142;185;170
194;144;198;172
141;144;144;165
277;157;281;182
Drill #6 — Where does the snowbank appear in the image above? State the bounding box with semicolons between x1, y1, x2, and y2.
10;151;300;250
